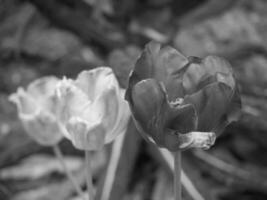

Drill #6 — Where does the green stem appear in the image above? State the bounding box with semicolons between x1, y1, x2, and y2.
174;150;182;200
53;145;84;199
100;134;125;200
85;150;94;200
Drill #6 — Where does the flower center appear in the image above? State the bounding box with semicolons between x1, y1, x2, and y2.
170;98;183;106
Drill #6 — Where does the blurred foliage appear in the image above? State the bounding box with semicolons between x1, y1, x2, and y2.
1;0;267;200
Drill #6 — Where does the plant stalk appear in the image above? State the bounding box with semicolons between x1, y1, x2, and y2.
174;150;182;200
85;150;94;200
53;145;84;199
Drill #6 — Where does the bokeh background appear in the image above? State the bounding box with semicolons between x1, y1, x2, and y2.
1;0;267;200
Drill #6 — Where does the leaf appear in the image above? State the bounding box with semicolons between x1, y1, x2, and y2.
0;154;83;180
95;120;142;200
148;145;205;200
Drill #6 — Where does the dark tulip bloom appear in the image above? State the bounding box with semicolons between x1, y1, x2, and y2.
125;41;241;151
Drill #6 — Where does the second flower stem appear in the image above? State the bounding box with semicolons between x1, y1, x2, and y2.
53;145;84;199
174;150;182;200
85;150;94;200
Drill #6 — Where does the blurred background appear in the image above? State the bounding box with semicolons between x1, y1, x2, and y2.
1;0;267;200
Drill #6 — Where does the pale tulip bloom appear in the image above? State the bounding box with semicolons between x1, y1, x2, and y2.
56;67;130;150
9;76;63;146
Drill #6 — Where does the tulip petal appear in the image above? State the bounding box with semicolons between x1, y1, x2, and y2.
130;79;197;149
156;45;189;100
226;87;242;122
183;56;235;95
203;56;233;75
9;78;64;146
21;110;63;146
9;88;38;117
56;78;91;125
130;79;169;146
105;89;131;144
212;86;242;135
162;130;216;151
127;41;188;102
27;76;59;97
184;82;234;134
66;117;106;150
168;103;198;134
75;67;118;101
27;76;60;112
129;41;160;86
91;85;120;141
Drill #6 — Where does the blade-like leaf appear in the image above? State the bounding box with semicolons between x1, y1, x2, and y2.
95;120;142;200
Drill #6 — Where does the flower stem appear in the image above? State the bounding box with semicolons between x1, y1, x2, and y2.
85;150;94;200
53;145;84;199
174;150;182;200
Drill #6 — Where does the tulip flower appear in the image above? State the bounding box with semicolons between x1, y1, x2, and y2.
125;41;241;152
125;41;241;200
56;67;130;200
56;67;130;151
9;76;63;146
9;76;84;199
